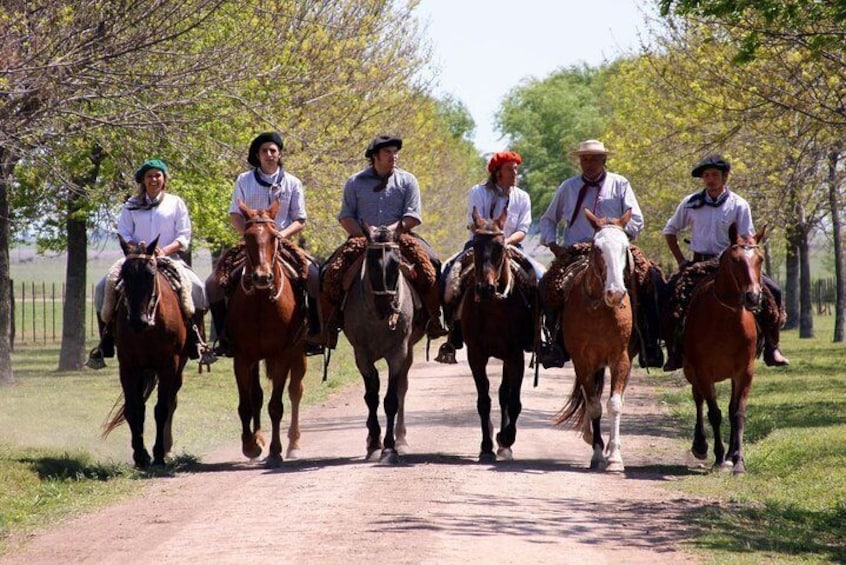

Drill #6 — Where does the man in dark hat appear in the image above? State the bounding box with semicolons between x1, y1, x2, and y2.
313;134;448;349
206;131;323;356
662;154;789;370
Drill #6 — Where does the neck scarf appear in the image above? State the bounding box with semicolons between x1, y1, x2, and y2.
569;172;606;226
686;188;729;209
125;191;164;211
253;167;283;189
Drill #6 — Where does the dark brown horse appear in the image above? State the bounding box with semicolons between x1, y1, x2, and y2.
227;199;307;466
682;223;765;474
342;223;425;463
102;236;188;468
553;209;637;471
460;207;535;462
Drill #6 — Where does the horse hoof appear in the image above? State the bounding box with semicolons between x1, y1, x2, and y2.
496;447;513;461
242;444;263;460
380;449;399;464
478;451;496;464
605;460;625;473
366;449;381;462
286;448;301;460
264;455;284;469
714;462;733;473
590;457;607;471
691;446;709;461
395;442;410;456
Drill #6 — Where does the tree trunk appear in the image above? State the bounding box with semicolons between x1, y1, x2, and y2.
0;149;16;385
58;146;103;371
784;229;800;330
798;223;814;338
828;148;844;342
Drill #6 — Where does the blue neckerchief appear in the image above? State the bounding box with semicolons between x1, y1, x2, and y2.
686;188;729;209
253;167;284;189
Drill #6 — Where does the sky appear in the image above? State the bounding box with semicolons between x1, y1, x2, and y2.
415;0;654;155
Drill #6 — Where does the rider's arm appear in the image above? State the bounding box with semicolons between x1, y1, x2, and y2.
665;233;687;268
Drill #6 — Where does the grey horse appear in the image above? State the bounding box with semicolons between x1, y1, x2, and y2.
343;223;425;463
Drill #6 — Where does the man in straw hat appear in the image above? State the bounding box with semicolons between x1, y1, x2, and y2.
537;139;665;369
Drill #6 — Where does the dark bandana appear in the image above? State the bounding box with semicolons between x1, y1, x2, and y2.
686;188;729;210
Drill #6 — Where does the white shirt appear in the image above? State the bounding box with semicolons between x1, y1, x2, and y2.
466;183;531;238
539;171;644;246
229;167;307;228
663;188;755;256
117;192;191;250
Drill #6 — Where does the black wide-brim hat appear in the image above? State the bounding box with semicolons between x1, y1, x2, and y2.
364;135;402;159
692;154;731;177
248;132;284;168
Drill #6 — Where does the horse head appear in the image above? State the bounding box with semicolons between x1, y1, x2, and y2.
470;206;509;300
119;234;160;332
718;223;766;311
361;221;403;320
585;208;632;307
240;199;281;291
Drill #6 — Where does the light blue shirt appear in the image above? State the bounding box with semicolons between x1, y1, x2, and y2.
117;192;191;250
339;166;422;226
466;183;531;238
229;168;307;228
663;188;755;256
539;171;644;246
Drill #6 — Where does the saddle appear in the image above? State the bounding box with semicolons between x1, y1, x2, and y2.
101;256;195;324
443;248;538;308
214;238;310;297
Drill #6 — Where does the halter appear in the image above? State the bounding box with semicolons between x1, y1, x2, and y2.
713;243;762;313
241;216;284;301
361;240;404;329
583;224;631;309
472;226;513;300
121;253;162;323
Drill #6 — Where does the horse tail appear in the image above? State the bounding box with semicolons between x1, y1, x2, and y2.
552;369;606;428
101;370;159;438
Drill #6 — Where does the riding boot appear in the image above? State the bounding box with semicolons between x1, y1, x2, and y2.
422;284;449;339
303;295;324;357
85;313;114;370
188;309;217;366
662;323;684;372
636;296;665;369
539;311;568;369
209;299;232;357
761;319;790;367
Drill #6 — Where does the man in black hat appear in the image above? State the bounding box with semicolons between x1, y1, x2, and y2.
206;131;323;356
313;134;448;349
662;154;789;370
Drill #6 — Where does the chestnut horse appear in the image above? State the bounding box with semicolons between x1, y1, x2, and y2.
102;236;188;468
343;223;424;463
682;223;766;474
460;207;535;462
227;199;307;466
553;209;637;471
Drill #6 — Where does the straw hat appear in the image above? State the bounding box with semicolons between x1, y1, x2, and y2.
569;139;612;156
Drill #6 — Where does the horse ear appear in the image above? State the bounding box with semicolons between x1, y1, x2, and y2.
119;234;130;256
728;222;739;244
268;199;280;219
756;225;768;244
359;219;372;242
471;206;481;226
619;208;632;226
584;208;600;230
147;235;160;255
238;198;251;217
495;206;508;230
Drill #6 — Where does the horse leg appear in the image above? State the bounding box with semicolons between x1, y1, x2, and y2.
234;358;264;459
586;368;606;470
380;360;403;465
705;394;729;472
120;368;151;468
264;357;288;468
285;353;306;460
357;359;382;460
690;386;709;460
468;350;495;462
393;346;414;456
152;372;179;467
162;358;186;458
605;357;631;472
495;354;524;461
728;377;752;475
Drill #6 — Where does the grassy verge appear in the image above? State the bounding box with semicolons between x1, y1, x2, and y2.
651;316;846;564
0;339;361;553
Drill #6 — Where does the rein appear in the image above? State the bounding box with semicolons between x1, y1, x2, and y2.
582;224;630;309
361;240;403;330
241;217;284;301
712;243;762;313
472;229;513;301
122;253;161;322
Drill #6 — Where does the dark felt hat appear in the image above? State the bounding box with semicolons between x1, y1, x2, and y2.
365;135;402;159
134;159;168;183
692;154;731;177
248;132;284;168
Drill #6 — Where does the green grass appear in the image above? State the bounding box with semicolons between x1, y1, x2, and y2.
0;339;362;554
653;316;846;564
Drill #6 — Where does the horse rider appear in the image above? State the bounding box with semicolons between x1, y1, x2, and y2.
311;134;449;350
435;150;545;363
537;139;665;369
662;154;789;370
87;158;213;369
205;131;323;357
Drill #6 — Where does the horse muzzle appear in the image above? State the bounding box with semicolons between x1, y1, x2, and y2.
743;290;762;312
251;270;275;290
475;281;496;300
604;289;627;307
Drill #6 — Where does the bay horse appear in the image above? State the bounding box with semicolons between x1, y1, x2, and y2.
227;199;307;466
553;209;637;471
343;222;424;464
682;223;766;474
461;207;535;462
102;236;188;468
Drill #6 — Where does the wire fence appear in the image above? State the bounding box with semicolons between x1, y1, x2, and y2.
11;281;98;347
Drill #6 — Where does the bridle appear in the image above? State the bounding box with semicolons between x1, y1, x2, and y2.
713;243;762;313
472;226;513;301
241;216;284;301
121;252;161;325
583;223;631;308
361;239;404;329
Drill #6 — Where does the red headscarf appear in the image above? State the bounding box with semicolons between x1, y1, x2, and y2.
487;151;522;174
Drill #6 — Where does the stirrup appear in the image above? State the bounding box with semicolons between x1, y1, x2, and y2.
426;319;449;339
85;347;107;370
198;344;218;366
434;342;457;364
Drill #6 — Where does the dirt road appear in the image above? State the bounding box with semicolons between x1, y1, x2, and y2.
2;354;705;564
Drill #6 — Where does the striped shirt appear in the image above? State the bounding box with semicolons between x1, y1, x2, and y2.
229;167;307;228
466;183;531;238
663;188;754;256
539;171;644;246
338;166;422;226
117;192;191;251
